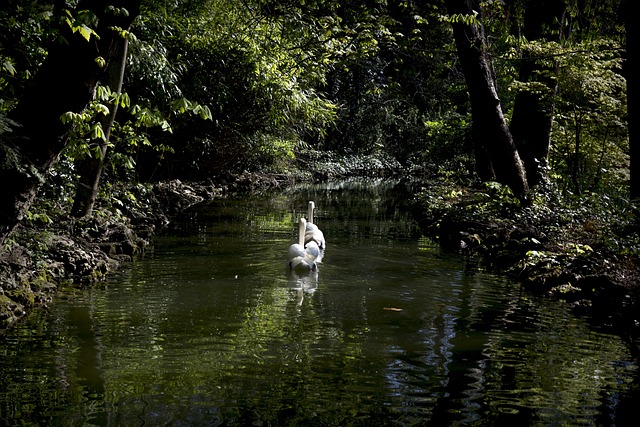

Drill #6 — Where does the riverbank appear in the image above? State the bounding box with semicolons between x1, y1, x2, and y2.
0;179;229;332
411;180;640;353
3;172;640;354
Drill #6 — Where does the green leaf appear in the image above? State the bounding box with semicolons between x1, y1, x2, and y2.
96;86;110;100
199;105;213;120
92;145;104;159
91;123;105;141
160;120;172;133
3;60;16;76
171;98;190;114
60;112;75;124
120;92;131;108
95;104;110;116
77;24;93;41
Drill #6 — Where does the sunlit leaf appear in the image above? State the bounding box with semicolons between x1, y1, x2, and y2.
95;104;110;116
3;60;16;75
77;24;93;41
91;123;105;141
96;86;110;100
120;92;131;108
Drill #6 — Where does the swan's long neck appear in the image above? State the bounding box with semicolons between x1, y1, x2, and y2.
307;201;315;224
298;218;306;246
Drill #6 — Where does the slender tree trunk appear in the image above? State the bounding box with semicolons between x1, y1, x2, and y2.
626;0;640;202
0;0;139;243
71;38;129;218
572;112;583;194
445;0;529;198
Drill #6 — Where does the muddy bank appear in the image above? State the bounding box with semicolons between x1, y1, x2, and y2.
411;182;640;352
0;179;223;332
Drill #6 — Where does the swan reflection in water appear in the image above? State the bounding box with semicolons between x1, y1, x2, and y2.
286;268;319;306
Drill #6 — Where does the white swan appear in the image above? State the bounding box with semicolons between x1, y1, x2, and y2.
304;201;326;249
288;217;319;272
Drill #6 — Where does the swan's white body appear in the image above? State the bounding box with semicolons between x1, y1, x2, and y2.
288;218;318;272
304;201;326;249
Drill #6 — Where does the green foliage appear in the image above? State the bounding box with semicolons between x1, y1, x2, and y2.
170;98;212;120
24;209;53;226
0;1;53;108
246;133;296;173
62;9;98;42
441;10;479;26
323;2;460;168
0;0;633;218
59;80;213;187
26;158;81;227
421;113;473;175
2;57;16;76
126;0;343;178
0;113;18;136
550;38;627;195
514;173;640;256
304;151;403;178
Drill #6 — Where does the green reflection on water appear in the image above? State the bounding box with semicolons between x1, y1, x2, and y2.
0;179;638;426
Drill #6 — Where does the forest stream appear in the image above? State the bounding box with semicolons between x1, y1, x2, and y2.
0;179;638;426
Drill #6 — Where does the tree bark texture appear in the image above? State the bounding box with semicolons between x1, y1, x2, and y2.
445;0;529;198
0;0;139;242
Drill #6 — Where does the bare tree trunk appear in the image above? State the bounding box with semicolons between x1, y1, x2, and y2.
71;38;129;218
445;0;529;198
0;0;139;244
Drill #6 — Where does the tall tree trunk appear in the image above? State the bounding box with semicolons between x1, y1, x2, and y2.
510;57;558;188
0;0;139;243
626;0;640;202
71;38;129;218
509;0;564;189
445;0;529;198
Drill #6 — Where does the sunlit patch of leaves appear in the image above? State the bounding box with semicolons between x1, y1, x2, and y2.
302;150;404;178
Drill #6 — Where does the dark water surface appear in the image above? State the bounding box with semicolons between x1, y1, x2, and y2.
1;179;638;426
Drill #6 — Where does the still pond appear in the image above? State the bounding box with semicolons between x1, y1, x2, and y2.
1;179;638;426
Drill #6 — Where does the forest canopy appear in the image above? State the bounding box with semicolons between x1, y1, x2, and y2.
0;0;633;241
